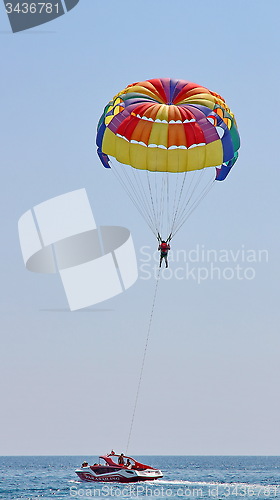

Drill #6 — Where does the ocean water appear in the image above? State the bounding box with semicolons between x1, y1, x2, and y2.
0;456;280;500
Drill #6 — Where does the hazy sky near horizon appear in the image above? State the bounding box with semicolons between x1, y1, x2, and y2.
1;0;280;456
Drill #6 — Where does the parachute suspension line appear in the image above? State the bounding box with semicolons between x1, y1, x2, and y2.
158;173;167;238
166;174;170;236
171;169;208;234
130;166;158;232
112;168;155;236
172;179;215;237
125;268;161;455
155;149;167;239
170;162;181;234
154;171;160;234
156;173;162;237
146;170;161;237
167;150;183;239
170;171;187;236
110;162;156;236
173;179;214;236
174;170;213;232
155;172;163;237
172;170;198;232
121;165;155;228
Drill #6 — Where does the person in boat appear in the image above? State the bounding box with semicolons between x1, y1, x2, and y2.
126;458;131;468
158;240;170;268
81;461;88;467
110;450;115;455
118;453;125;465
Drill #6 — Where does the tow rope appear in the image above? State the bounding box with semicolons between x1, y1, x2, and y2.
125;267;161;454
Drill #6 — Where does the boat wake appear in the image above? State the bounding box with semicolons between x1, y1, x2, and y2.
155;479;279;488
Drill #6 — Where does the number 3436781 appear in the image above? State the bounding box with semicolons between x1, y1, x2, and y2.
5;2;60;14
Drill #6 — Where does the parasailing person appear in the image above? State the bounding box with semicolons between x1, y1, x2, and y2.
158;239;170;268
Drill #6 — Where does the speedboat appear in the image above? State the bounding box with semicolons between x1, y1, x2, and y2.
75;453;163;483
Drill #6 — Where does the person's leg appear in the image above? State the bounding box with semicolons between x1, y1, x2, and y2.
159;254;163;267
164;255;168;268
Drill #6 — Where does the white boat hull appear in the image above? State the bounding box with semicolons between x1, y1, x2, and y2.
75;466;163;483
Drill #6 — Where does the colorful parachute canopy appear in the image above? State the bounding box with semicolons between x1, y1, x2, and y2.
97;78;240;180
96;78;240;238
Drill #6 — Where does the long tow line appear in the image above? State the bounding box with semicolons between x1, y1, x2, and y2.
125;266;161;455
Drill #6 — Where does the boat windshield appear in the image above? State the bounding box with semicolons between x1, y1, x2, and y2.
100;455;136;467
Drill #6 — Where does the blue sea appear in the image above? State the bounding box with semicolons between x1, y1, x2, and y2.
1;456;280;500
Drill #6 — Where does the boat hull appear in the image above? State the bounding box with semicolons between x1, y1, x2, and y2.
75;468;163;483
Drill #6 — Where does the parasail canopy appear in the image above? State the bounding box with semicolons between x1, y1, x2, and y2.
96;78;240;239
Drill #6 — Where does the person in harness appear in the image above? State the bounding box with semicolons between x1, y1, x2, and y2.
158;240;170;268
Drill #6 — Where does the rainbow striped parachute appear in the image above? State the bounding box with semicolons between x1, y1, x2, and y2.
97;78;240;239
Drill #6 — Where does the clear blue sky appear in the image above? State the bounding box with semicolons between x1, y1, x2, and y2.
0;0;280;456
